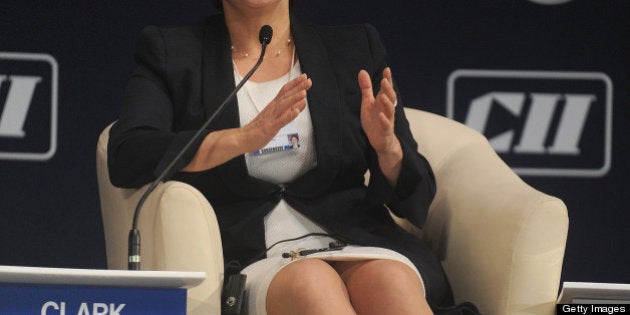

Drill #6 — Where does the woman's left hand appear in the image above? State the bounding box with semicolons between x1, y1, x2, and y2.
358;67;399;154
358;67;403;186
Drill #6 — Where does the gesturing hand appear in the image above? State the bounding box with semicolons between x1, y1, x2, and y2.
358;67;400;155
358;67;403;186
241;73;312;153
183;74;311;173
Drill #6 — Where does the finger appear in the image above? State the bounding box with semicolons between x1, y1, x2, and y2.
379;74;397;105
277;99;307;126
278;74;310;101
376;92;396;120
279;89;308;113
285;73;309;90
274;84;310;116
382;68;397;106
383;67;393;83
379;112;393;130
269;77;310;115
370;113;394;138
253;100;305;140
358;70;375;104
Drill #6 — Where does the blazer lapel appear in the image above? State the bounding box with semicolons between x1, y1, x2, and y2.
288;16;343;197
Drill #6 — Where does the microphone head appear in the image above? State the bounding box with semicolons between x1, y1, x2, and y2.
259;25;273;45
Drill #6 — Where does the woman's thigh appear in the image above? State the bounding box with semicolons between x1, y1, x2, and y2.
266;258;355;315
333;259;433;315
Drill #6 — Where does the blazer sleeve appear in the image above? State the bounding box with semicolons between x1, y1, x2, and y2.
107;26;209;188
362;24;437;228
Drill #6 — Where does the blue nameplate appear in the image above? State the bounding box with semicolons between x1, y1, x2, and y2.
0;283;186;315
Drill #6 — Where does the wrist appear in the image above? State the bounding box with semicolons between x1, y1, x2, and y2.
376;138;403;188
228;127;250;155
376;137;403;163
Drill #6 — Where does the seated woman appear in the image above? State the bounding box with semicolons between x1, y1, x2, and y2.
108;0;458;314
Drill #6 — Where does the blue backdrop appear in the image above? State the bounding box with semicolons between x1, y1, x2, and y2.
1;0;628;287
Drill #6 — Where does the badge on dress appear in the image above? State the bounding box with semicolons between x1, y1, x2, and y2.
251;120;300;156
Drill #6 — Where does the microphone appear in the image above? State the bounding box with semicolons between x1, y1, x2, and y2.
259;25;273;46
128;25;274;270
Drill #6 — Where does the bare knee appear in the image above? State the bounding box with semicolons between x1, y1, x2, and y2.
267;259;354;315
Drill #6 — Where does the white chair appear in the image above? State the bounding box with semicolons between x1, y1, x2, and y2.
97;107;569;315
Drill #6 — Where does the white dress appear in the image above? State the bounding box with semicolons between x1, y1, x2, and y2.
233;58;424;315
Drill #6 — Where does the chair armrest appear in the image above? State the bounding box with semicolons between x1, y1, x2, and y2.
149;181;224;315
97;124;223;315
403;108;569;315
426;140;567;315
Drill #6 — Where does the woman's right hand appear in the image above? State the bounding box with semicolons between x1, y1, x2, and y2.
239;73;312;153
182;74;311;172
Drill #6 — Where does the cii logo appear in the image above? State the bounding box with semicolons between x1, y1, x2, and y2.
0;52;58;161
447;70;612;177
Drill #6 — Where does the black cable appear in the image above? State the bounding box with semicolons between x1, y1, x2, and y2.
265;232;335;253
228;232;346;274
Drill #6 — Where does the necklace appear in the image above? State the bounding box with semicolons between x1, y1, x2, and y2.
232;45;297;113
231;38;293;59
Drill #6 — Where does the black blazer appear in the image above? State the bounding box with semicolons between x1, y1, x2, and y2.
108;14;452;306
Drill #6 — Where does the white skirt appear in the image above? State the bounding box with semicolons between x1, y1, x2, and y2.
240;201;425;315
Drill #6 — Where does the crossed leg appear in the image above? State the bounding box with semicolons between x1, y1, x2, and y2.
334;259;433;315
266;258;433;315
